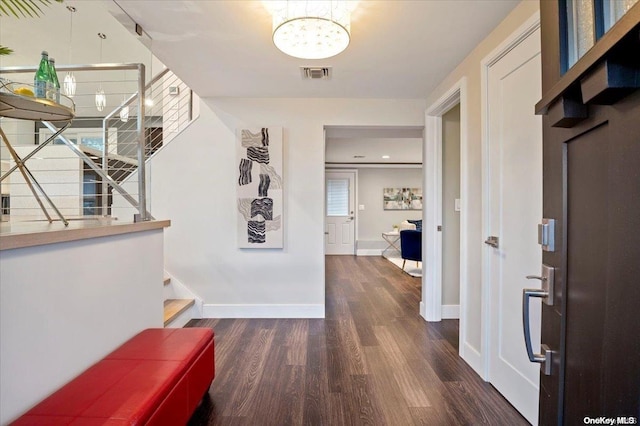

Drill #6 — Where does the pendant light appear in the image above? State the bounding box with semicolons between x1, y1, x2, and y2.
95;33;107;112
63;6;76;97
145;39;154;107
119;71;129;122
119;101;130;122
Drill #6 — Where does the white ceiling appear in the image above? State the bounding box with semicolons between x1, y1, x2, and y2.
109;1;517;162
113;0;520;99
326;137;422;164
1;0;517;161
325;126;422;164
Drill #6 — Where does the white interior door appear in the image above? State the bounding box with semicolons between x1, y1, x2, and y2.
325;171;355;255
485;27;542;424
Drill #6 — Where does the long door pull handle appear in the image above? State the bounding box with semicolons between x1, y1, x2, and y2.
522;270;554;375
523;287;547;363
522;288;552;375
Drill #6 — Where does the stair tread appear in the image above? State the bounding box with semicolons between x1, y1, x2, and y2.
163;276;171;286
163;298;194;326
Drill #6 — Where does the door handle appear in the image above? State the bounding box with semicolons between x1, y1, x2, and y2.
522;265;555;375
484;236;499;248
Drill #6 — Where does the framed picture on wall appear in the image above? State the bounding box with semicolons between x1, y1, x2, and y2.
383;187;422;210
236;127;284;248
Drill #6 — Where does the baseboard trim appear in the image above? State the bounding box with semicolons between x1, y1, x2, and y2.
420;301;427;320
461;342;485;379
356;249;383;256
202;304;325;319
442;304;460;319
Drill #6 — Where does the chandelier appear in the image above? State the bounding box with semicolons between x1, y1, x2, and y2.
263;1;356;60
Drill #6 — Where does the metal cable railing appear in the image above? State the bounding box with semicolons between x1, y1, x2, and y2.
0;63;196;224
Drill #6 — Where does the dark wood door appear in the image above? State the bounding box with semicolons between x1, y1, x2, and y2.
538;3;640;425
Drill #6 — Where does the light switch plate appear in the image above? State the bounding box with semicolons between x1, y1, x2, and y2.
358;204;365;211
454;199;461;212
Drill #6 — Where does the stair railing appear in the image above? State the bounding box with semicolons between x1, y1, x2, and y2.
0;63;150;222
102;68;196;218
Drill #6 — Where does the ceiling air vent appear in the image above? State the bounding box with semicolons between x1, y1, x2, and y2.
301;67;332;80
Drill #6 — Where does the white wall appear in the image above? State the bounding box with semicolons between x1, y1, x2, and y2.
0;119;35;147
147;98;425;317
162;74;197;144
424;0;540;370
0;229;164;424
8;146;83;220
356;167;422;252
0;160;9;195
442;105;460;307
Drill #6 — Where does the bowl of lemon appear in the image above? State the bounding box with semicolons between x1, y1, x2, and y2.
13;86;35;97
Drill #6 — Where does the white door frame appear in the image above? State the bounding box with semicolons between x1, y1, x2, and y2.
480;12;541;380
423;78;469;350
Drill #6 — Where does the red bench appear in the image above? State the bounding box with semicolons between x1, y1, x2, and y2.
11;328;214;425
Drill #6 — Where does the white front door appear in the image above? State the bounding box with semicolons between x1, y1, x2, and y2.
485;26;542;424
325;171;355;255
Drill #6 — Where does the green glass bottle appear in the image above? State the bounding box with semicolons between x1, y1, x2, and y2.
49;58;60;103
34;51;50;99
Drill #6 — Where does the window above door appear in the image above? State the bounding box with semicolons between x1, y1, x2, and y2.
562;0;639;71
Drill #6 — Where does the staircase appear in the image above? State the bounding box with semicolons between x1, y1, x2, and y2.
162;274;197;328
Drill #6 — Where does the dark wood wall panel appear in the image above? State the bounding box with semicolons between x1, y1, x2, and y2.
565;123;609;418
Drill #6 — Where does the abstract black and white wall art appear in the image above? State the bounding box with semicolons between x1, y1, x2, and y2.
237;127;283;248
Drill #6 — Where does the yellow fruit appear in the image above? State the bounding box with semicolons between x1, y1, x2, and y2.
14;87;34;97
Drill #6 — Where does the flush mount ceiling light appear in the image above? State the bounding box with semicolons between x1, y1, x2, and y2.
263;0;357;59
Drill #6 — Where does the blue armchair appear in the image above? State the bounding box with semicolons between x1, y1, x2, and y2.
400;229;422;273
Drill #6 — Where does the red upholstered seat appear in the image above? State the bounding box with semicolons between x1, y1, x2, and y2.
11;328;214;426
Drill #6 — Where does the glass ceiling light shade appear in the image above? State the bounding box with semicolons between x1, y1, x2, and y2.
63;73;76;98
120;103;129;122
95;87;106;112
63;6;76;97
264;0;355;59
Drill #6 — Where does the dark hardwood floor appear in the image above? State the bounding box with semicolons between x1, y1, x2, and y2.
186;255;527;425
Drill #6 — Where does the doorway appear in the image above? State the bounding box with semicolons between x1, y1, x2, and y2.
425;78;474;370
325;170;356;255
324;126;424;259
441;105;461;320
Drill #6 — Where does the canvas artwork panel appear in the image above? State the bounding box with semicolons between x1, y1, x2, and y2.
237;127;283;248
383;187;423;210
